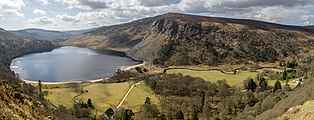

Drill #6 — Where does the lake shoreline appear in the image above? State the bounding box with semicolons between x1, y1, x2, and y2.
21;62;146;85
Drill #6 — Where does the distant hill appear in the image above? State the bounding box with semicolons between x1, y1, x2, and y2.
304;25;314;31
0;27;24;41
63;13;314;66
10;28;95;41
63;28;96;37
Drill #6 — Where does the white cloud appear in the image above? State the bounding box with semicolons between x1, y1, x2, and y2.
28;16;53;25
300;15;314;25
252;6;307;23
53;0;108;9
53;0;178;10
37;0;49;5
25;0;314;30
136;0;178;7
0;0;25;17
33;9;46;16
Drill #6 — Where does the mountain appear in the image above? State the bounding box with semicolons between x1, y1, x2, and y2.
63;13;314;66
63;28;97;37
10;28;94;41
0;27;24;41
305;25;314;31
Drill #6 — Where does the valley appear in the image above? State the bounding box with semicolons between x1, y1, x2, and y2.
1;12;314;120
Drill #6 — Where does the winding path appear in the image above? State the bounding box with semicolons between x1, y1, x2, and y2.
114;81;143;111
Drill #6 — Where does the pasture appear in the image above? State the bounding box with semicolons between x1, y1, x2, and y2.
42;82;159;115
166;68;298;87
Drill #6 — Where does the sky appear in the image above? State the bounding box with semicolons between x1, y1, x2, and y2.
1;0;314;30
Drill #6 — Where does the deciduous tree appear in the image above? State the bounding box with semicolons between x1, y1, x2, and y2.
259;78;268;91
273;80;282;91
247;78;257;92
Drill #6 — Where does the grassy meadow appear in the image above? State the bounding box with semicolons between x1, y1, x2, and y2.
166;68;298;87
166;69;258;86
42;82;159;115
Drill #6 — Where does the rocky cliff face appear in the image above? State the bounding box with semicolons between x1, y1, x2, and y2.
63;13;314;66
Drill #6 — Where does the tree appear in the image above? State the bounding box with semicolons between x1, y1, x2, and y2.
140;97;160;118
38;80;42;93
145;97;151;105
207;83;218;102
81;102;88;108
217;80;231;98
135;67;143;73
273;80;282;92
73;99;82;116
259;78;268;91
115;69;122;75
87;99;93;108
114;108;134;120
287;60;298;68
124;109;134;120
72;99;91;118
105;108;115;119
283;68;288;81
247;78;257;92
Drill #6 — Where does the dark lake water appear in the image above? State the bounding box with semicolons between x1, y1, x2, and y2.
10;46;141;82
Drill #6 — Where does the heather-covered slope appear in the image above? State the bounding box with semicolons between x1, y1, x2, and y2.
63;13;314;66
255;77;314;120
63;17;158;52
0;80;48;119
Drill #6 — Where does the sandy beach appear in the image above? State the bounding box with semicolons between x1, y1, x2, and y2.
21;62;146;84
120;62;147;71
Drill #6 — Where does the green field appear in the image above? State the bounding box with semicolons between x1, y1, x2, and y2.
166;68;297;87
167;69;258;86
43;82;159;115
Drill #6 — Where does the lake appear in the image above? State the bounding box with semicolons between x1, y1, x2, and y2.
10;46;141;82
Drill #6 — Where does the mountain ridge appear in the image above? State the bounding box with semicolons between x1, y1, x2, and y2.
10;28;94;41
0;27;24;41
63;13;314;65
